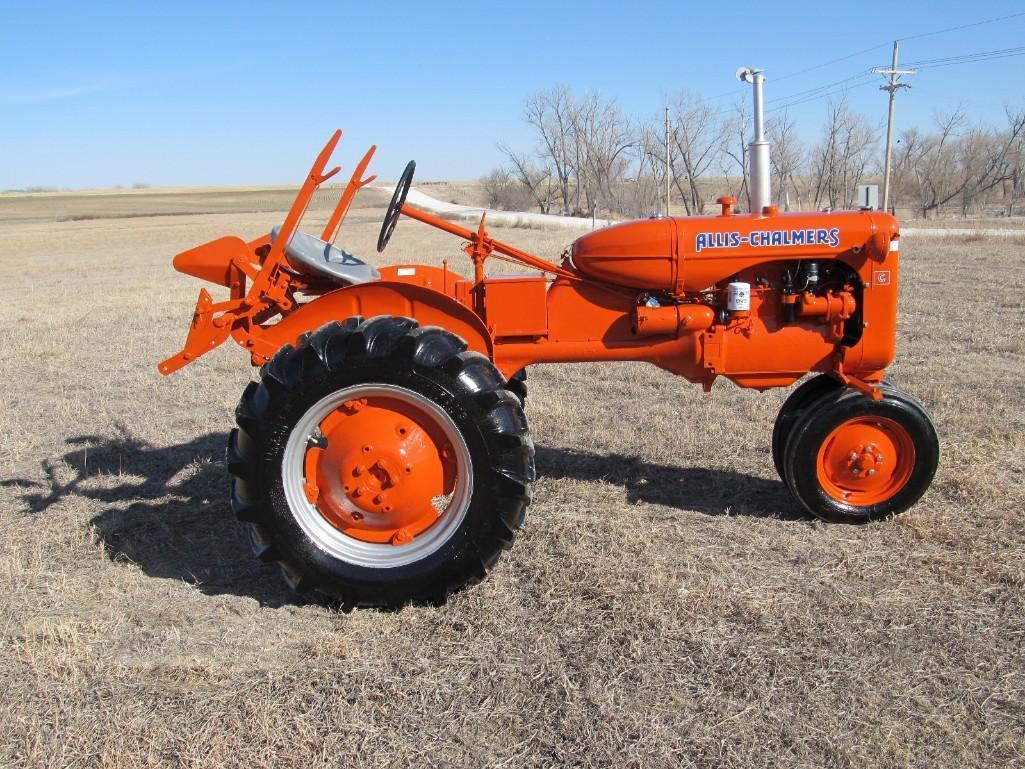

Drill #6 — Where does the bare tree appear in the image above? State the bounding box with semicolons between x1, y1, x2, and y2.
657;94;728;215
498;83;1023;221
622;140;663;217
960;108;1025;217
719;99;750;210
640;122;672;213
901;109;1024;218
903;111;964;218
809;100;877;209
1004;107;1025;216
501;85;638;217
481;167;534;211
522;85;576;214
957;127;1005;216
571;92;635;214
497;145;554;214
767;112;804;210
890;127;923;214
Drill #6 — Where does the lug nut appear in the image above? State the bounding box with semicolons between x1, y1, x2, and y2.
867;469;876;477
848;452;858;462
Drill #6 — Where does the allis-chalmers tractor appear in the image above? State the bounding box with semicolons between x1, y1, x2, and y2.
160;121;938;608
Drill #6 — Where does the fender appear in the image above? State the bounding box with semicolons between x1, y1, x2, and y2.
238;281;494;363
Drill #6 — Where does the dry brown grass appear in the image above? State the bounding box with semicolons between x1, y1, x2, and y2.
0;188;1023;768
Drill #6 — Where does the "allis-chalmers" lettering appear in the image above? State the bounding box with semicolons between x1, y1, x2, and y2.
695;227;840;253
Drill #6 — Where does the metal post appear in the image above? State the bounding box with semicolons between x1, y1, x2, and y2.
874;41;915;213
664;106;671;217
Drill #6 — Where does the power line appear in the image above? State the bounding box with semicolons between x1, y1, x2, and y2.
767;71;874;104
771;10;1025;84
760;41;1025;114
773;45;890;83
686;71;874;118
766;80;876;114
905;45;1025;68
900;11;1025;42
682;11;1025;107
918;50;1025;69
673;19;1025;123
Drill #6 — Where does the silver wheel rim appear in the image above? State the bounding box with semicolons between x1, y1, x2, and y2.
281;383;473;569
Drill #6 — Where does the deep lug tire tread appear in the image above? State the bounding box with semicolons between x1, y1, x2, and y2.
506;368;528;405
226;315;534;608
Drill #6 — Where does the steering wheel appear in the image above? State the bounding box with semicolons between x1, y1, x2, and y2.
377;160;416;253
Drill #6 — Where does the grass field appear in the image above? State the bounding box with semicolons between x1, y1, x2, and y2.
0;188;1023;768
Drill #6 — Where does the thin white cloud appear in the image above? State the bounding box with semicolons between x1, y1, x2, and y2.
0;81;111;105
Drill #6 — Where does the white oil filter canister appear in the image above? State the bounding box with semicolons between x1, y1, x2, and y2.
727;281;751;316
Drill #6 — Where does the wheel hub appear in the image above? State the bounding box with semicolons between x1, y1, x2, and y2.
845;443;885;477
302;395;457;545
817;417;915;505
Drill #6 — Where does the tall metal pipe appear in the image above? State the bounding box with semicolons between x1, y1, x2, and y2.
738;67;771;214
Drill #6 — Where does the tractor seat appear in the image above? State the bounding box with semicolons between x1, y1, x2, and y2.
270;227;380;285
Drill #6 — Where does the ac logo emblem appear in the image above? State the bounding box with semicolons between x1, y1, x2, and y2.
874;270;892;286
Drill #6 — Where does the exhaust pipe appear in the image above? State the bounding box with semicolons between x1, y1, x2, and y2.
737;67;771;214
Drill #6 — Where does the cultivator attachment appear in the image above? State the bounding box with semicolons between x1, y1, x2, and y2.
159;130;379;374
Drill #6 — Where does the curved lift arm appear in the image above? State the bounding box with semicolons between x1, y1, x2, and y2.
397;204;580;283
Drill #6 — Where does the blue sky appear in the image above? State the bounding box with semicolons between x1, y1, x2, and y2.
2;1;1023;189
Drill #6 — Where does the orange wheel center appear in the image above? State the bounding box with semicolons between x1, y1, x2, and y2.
301;396;457;545
816;417;916;505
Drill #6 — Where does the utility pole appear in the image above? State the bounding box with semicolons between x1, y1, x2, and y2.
664;106;671;216
873;41;916;213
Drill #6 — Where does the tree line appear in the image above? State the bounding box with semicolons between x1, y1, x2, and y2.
483;84;1025;219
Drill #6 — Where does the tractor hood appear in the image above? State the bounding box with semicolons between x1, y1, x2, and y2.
570;211;898;292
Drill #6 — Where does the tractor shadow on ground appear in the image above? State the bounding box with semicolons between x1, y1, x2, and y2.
535;446;807;520
3;432;806;606
2;429;303;608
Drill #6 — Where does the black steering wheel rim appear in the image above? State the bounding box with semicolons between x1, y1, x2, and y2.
377;160;416;253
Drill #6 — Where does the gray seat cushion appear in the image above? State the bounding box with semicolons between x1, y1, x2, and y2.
270;227;380;285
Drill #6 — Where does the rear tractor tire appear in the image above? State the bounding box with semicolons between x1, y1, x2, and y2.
781;383;939;524
228;316;534;609
506;368;528;405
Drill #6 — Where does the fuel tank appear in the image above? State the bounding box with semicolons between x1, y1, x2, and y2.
570;210;897;292
568;218;676;289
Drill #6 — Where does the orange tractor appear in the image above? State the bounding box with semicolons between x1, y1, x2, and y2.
160;126;938;608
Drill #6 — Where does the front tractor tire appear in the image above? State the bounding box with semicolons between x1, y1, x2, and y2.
228;316;534;609
771;374;844;479
781;384;939;524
